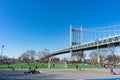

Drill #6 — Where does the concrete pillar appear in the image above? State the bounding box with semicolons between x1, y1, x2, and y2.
97;54;100;66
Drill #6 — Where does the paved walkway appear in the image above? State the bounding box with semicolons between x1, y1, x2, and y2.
0;68;120;80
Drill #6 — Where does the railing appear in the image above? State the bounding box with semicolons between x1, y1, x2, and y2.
72;34;120;51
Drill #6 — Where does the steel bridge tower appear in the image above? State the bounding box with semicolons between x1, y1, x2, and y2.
70;25;84;63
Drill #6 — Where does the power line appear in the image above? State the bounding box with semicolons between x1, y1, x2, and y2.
83;29;120;32
83;24;120;30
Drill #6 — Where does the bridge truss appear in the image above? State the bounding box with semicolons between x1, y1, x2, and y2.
45;25;120;65
70;25;120;62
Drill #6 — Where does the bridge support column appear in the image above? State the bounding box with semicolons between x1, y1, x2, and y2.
70;49;73;62
48;58;51;69
80;51;85;64
97;54;100;66
71;50;84;63
81;51;85;63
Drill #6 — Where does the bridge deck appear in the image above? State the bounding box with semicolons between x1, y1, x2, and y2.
45;34;120;58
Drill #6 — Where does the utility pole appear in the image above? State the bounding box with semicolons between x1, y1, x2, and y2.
1;45;4;60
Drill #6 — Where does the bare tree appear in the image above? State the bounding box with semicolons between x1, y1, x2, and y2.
20;52;29;63
96;48;109;64
2;55;8;60
62;57;69;62
105;54;119;65
99;48;109;57
89;50;98;59
37;51;46;60
0;55;9;63
26;50;36;62
89;50;98;65
107;44;116;65
51;57;60;62
37;49;50;62
37;51;42;60
19;50;36;63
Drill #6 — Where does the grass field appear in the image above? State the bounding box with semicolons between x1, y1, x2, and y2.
0;63;102;69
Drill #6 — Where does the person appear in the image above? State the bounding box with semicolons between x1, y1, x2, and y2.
35;66;40;73
53;64;55;67
110;66;113;74
31;69;36;74
24;68;32;74
35;66;38;69
28;68;32;73
104;64;107;68
12;67;14;71
31;69;40;74
76;65;79;70
24;67;40;74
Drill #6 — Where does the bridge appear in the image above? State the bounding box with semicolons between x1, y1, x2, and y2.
44;25;120;60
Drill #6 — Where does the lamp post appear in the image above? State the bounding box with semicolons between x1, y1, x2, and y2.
1;45;4;60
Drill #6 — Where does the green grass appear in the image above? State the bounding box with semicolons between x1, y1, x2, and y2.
67;64;102;68
50;63;66;68
0;64;7;69
0;63;102;69
0;63;48;69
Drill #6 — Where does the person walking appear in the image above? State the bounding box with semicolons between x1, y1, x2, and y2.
110;66;113;74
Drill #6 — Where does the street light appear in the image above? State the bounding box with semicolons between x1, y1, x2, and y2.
1;45;4;59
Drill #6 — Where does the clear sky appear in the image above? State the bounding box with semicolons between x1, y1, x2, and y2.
0;0;120;58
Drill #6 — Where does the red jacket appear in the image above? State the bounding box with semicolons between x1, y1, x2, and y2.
110;67;113;71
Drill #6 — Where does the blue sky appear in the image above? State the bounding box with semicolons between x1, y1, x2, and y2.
0;0;120;58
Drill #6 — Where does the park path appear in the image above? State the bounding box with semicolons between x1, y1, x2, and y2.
0;68;120;80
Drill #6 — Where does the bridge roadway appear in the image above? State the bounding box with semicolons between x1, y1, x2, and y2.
45;34;120;58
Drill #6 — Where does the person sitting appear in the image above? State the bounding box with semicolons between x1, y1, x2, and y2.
31;69;40;74
24;68;40;74
31;69;36;74
28;68;32;73
24;68;32;74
